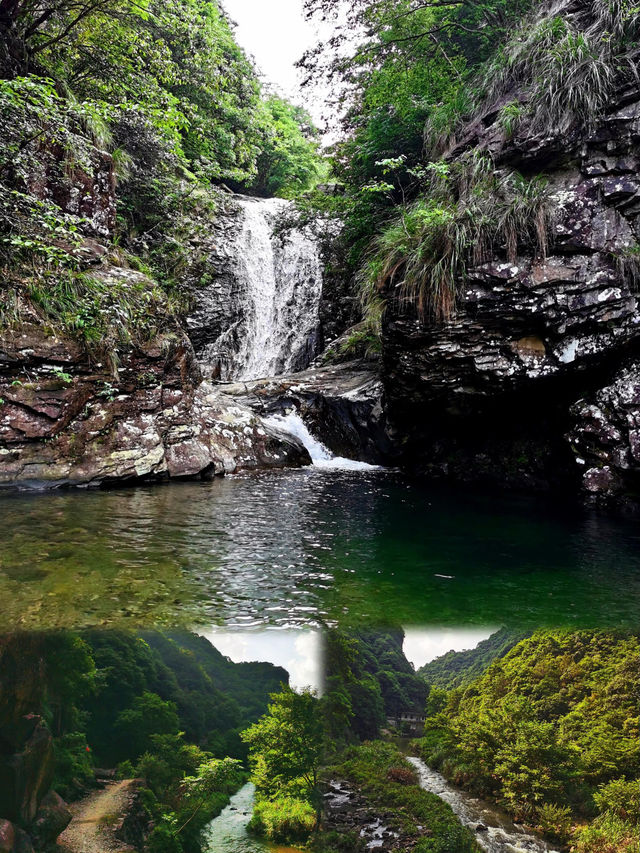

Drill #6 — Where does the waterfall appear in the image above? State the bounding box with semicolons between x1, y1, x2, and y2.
263;411;381;471
231;197;323;381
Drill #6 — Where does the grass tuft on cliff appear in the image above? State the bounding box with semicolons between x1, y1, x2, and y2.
425;0;640;152
360;154;552;324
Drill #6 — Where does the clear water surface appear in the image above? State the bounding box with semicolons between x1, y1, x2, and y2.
1;468;639;630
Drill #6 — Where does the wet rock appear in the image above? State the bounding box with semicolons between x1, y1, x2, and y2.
380;66;640;503
185;195;246;375
0;324;310;489
568;361;640;505
223;360;391;464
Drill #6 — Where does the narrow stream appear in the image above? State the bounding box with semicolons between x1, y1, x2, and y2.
202;782;303;853
408;757;560;853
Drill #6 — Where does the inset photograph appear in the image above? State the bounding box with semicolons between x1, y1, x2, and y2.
0;627;637;853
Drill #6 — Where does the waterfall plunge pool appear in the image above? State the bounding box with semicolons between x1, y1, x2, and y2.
1;468;640;630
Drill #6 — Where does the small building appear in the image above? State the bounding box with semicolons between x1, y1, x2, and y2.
386;710;427;733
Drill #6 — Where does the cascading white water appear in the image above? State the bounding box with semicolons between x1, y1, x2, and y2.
408;757;560;853
232;197;323;381
263;411;381;471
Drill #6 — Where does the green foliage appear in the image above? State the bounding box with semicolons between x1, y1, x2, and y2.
330;742;478;853
478;1;640;136
249;796;317;842
243;688;323;800
53;732;94;799
535;802;573;842
360;157;551;322
323;629;428;747
25;270;177;367
114;692;180;761
593;778;639;823
243;688;323;843
498;101;524;138
254;97;328;198
416;631;640;841
146;823;184;853
573;811;638;853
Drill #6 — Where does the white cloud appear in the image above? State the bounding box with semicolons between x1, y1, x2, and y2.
225;0;342;133
202;629;322;692
403;627;500;671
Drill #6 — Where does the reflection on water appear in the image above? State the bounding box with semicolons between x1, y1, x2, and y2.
202;782;302;853
1;469;640;629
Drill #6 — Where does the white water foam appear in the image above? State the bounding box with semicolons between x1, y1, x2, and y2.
408;757;560;853
233;197;323;381
263;411;381;472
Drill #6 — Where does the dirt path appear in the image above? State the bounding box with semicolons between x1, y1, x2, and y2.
57;779;136;853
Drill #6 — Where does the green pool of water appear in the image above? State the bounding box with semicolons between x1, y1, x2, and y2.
1;469;639;630
202;783;303;853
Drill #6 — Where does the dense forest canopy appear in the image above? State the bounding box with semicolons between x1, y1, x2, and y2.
5;630;288;853
0;0;326;192
418;629;640;851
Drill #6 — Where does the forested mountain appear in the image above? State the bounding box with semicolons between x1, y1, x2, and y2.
0;630;287;853
418;630;640;850
79;630;288;766
324;628;428;742
417;628;531;689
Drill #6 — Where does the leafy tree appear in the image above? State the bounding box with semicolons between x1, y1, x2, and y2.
242;688;323;801
114;692;181;761
254;97;327;198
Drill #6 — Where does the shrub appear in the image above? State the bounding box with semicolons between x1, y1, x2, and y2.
145;823;183;853
386;766;416;785
573;812;638;853
593;779;639;823
477;1;640;137
249;796;317;843
536;802;573;842
53;732;94;799
116;760;136;780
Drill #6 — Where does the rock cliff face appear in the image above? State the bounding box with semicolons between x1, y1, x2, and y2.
0;636;72;852
184;194;247;378
381;43;640;507
0;316;309;488
0;159;310;488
